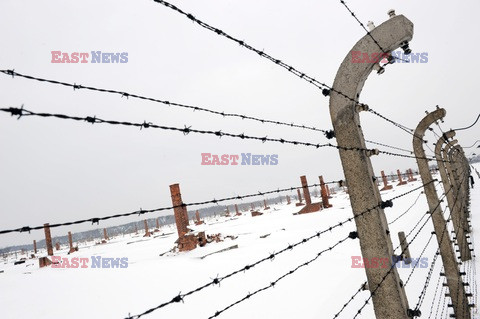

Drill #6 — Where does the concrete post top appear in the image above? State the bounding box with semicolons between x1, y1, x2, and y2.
330;15;413;120
435;130;455;160
413;108;446;150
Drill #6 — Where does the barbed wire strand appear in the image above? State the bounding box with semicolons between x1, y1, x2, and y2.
0;175;346;235
0;70;334;136
332;282;367;318
0;106;446;163
404;232;435;286
388;190;424;225
204;233;357;319
429;269;446;319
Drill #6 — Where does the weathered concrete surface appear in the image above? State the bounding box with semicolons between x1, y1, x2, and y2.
448;145;471;232
329;14;413;319
435;132;471;261
397;232;411;264
413;109;470;319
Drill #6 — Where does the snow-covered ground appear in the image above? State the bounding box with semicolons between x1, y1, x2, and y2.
1;166;479;319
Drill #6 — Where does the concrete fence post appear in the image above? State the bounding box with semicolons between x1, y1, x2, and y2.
43;223;53;256
435;132;471;261
412;108;470;319
397;232;411;264
328;13;413;318
445;141;469;232
449;146;470;232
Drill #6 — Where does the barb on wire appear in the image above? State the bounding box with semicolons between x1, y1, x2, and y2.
0;70;333;137
147;0;418;141
125;181;432;318
0;106;445;163
204;233;356;319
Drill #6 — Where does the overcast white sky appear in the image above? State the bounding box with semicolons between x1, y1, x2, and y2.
1;0;479;248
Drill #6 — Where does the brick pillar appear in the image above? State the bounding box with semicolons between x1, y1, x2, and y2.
300;176;312;205
170;183;189;238
296;188;304;206
264;199;270;210
196;210;201;223
397;169;407;186
33;240;37;254
43;223;53;256
380;170;393;191
103;228;109;240
408;168;417;181
235;204;241;216
287;195;291;204
144;220;150;237
319;175;332;208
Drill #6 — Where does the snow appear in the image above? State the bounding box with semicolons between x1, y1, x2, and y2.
0;167;479;319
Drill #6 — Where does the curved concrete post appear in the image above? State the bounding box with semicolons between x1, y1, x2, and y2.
329;14;413;319
449;145;470;230
435;132;471;261
413;109;470;319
